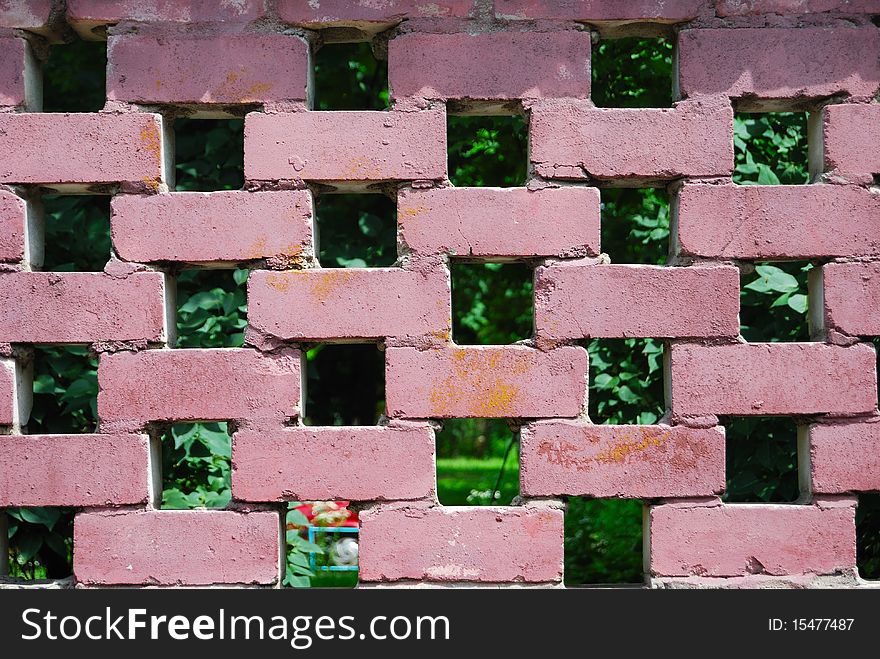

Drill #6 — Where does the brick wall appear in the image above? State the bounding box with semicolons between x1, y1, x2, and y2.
1;0;879;589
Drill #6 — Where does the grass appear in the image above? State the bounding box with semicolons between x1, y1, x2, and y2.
436;456;519;506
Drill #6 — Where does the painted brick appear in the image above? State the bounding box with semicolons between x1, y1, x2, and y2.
74;510;280;586
67;0;266;33
678;28;880;103
0;434;150;506
244;110;446;183
111;190;312;264
247;268;450;342
649;502;856;577
820;262;880;336
0;113;165;192
233;424;435;502
530;98;733;181
398;186;600;258
0;0;52;30
521;422;725;498
809;421;880;493
98;348;300;425
107;32;309;105
495;0;704;20
676;184;880;259
670;342;878;416
0;272;166;343
816;104;880;182
0;35;33;108
715;1;880;16
360;505;563;582
534;264;740;340
0;359;14;426
277;0;476;25
0;189;25;263
389;31;590;101
385;346;588;418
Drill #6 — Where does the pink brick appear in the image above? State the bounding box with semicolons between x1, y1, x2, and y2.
820;262;880;336
679;28;880;104
676;184;880;259
98;348;300;426
521;422;725;498
816;104;880;183
716;1;880;16
0;35;33;108
67;0;266;34
649;502;856;577
386;346;588;418
111;191;312;264
0;113;165;192
530;98;732;181
244;110;446;183
809;421;880;493
398;186;599;258
360;505;563;582
0;359;14;426
247;268;450;342
670;342;877;416
107;32;309;105
534;264;739;340
233;424;434;502
74;510;279;586
0;0;52;30
495;0;704;20
0;189;25;263
0;272;166;343
389;31;590;101
0;434;149;506
277;0;476;25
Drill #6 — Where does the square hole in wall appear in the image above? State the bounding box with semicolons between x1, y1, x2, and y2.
740;262;811;342
565;498;644;586
5;507;74;580
159;422;231;510
40;195;111;272
316;194;397;267
600;188;669;265
857;493;880;581
313;41;388;110
285;502;359;588
304;344;385;426
451;262;533;345
721;416;801;503
591;37;672;108
175;269;247;348
587;338;665;425
174;118;244;191
447;115;528;187
28;346;97;434
734;112;809;185
42;39;106;112
435;419;520;506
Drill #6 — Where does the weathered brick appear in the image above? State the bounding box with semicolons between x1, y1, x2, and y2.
814;104;880;183
716;0;880;16
277;0;476;25
107;32;309;105
0;434;150;506
676;184;880;259
245;110;446;183
678;28;880;105
398;186;599;258
389;31;590;101
535;263;739;340
0;113;165;192
670;342;877;416
808;421;880;494
386;346;588;418
0;0;52;31
233;424;435;502
0;272;166;343
0;189;26;263
0;358;15;426
819;262;880;336
98;348;300;426
360;505;563;582
495;0;704;21
111;191;313;264
247;268;450;342
521;421;725;498
530;98;733;181
0;35;36;108
74;510;280;586
649;502;856;577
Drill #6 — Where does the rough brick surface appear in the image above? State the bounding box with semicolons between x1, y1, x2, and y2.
389;31;591;101
233;424;435;502
398;186;600;258
360;505;563;582
534;264;740;340
74;510;280;586
111;191;313;264
495;0;704;20
385;346;588;418
819;261;880;336
0;0;52;30
649;502;856;577
715;1;880;16
0;189;25;263
0;359;14;426
277;0;477;25
0;35;31;108
809;421;880;494
676;184;880;259
816;104;880;183
0;434;150;506
521;422;725;498
67;0;266;31
670;343;878;416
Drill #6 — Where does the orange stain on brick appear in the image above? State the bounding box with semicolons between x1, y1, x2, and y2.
430;349;524;416
139;124;162;166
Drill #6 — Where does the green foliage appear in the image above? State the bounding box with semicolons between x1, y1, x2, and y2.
452;263;533;345
591;38;673;108
5;508;74;579
564;499;643;585
601;188;669;264
176;269;248;348
448;116;528;187
29;346;98;434
41;196;111;271
588;339;665;426
740;263;811;342
304;345;385;426
160;423;232;510
317;194;397;268
42;39;106;113
858;494;880;580
722;418;800;503
734;113;809;185
174;119;244;191
313;42;388;110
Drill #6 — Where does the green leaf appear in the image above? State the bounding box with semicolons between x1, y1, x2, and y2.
787;293;808;314
756;164;781;185
14;531;44;562
18;507;61;529
286;510;311;527
744;265;799;294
